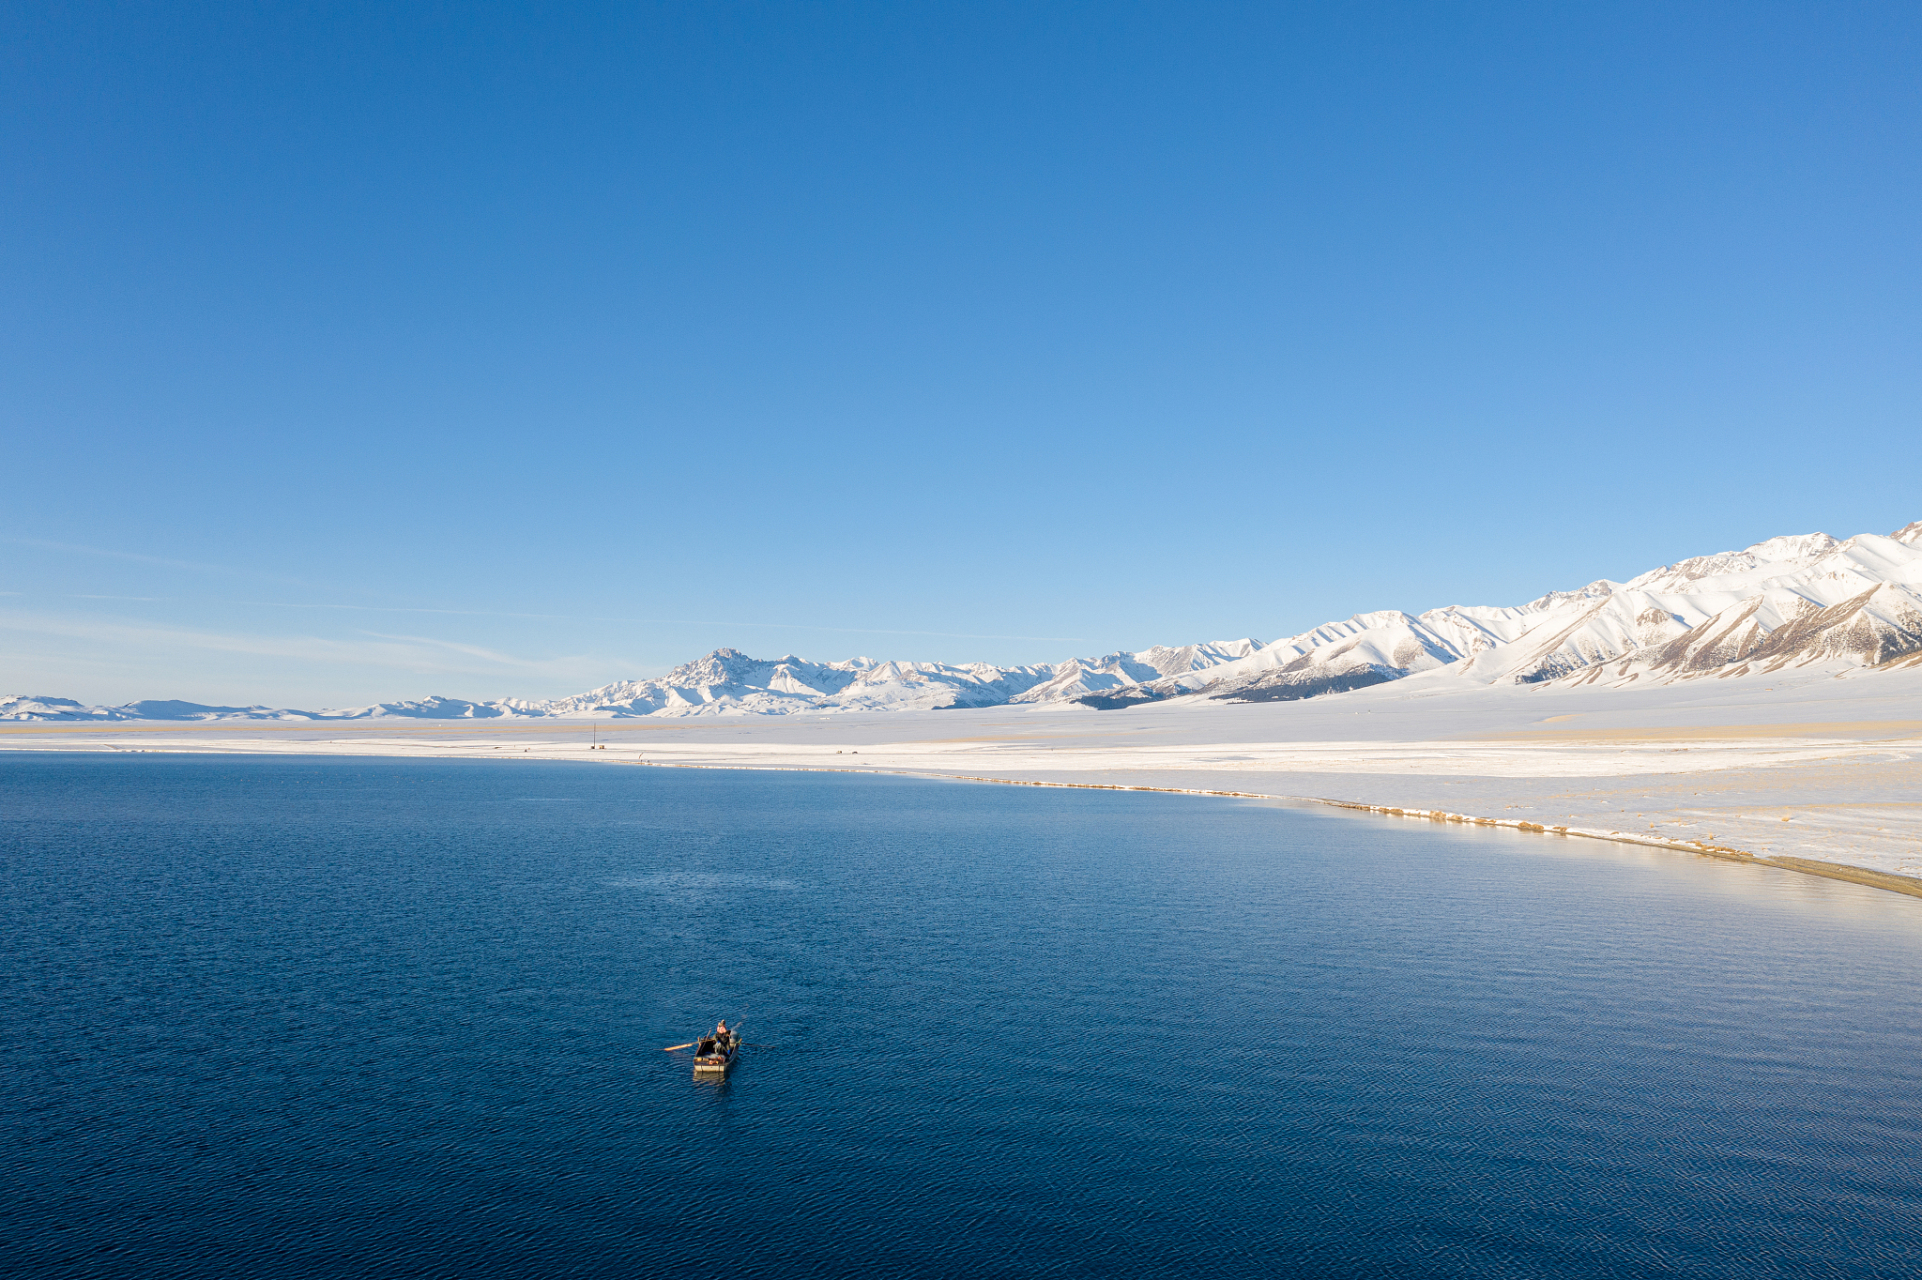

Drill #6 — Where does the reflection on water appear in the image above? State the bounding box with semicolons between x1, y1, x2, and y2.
4;755;1922;1279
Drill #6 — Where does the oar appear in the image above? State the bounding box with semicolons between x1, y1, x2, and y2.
666;1016;746;1053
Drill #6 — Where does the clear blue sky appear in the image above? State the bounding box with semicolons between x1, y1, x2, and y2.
4;2;1918;706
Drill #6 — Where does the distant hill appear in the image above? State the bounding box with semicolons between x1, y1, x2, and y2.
8;519;1919;721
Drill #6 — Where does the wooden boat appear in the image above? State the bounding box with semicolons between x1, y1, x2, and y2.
692;1033;739;1075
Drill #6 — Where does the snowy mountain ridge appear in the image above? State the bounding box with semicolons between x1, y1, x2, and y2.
7;519;1920;721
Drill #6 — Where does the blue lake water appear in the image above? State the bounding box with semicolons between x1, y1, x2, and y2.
5;754;1922;1278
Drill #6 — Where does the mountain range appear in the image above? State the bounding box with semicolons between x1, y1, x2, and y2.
7;519;1920;722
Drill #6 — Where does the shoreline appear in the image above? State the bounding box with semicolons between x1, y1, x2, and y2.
5;676;1919;899
30;736;1893;900
620;757;1922;900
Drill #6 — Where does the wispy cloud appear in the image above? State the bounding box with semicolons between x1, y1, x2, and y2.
0;610;607;682
3;537;310;587
354;630;554;668
5;540;1086;645
238;599;1086;643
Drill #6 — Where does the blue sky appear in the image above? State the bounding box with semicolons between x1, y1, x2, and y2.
4;2;1919;706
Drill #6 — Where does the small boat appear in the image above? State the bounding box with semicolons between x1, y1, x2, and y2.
693;1031;740;1075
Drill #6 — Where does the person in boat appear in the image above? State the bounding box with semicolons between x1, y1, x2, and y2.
714;1020;732;1046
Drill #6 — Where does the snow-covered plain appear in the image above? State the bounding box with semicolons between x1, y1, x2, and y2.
5;520;1920;894
6;651;1919;893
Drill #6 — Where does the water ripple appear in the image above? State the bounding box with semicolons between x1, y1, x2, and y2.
4;755;1922;1278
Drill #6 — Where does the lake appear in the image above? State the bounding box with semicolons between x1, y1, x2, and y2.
5;754;1921;1277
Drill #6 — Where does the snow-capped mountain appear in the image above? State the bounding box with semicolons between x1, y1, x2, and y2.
1561;523;1922;686
0;693;515;722
1006;640;1266;706
6;519;1919;721
1161;518;1922;702
527;650;1064;716
0;641;1261;720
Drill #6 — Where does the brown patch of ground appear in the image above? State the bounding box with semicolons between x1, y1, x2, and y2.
1472;720;1922;743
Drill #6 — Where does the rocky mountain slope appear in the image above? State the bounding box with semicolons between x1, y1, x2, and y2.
7;519;1918;721
1097;519;1922;706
